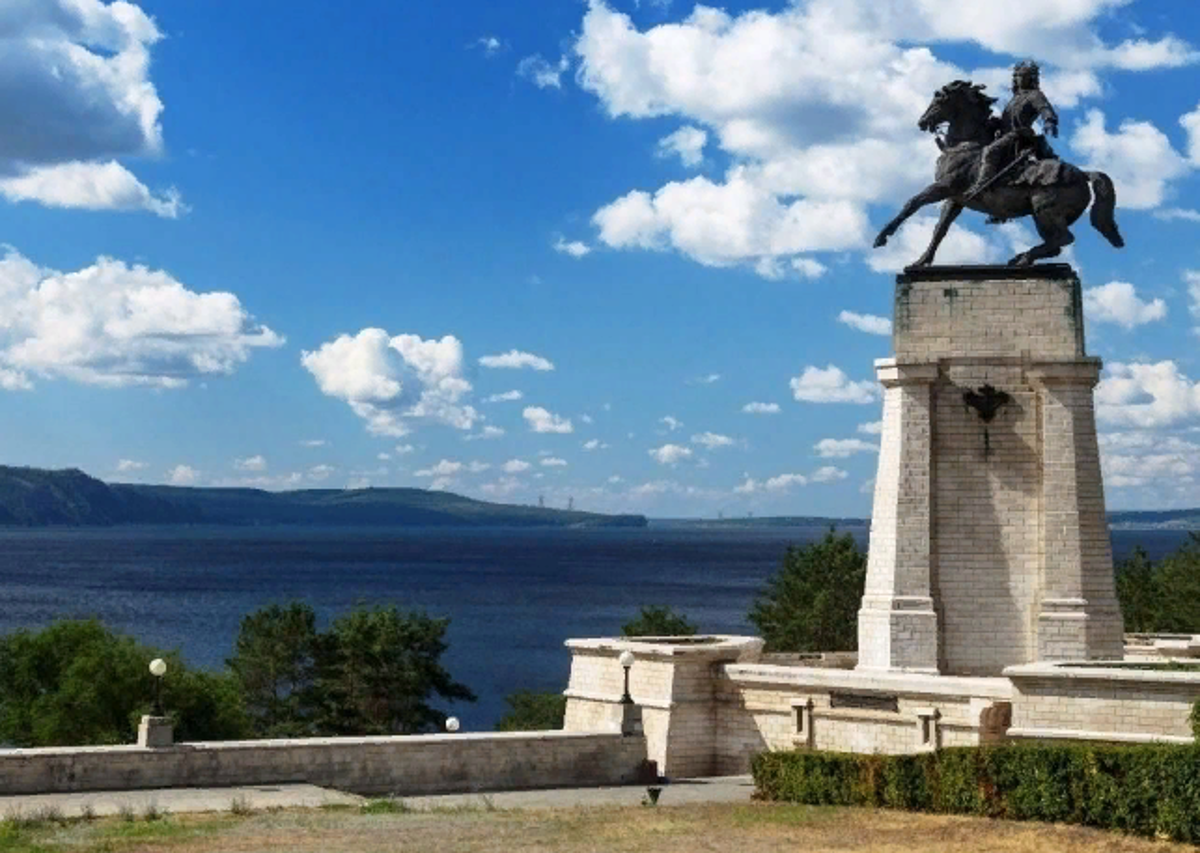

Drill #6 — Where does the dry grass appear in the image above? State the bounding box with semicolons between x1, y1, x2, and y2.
1;802;1195;853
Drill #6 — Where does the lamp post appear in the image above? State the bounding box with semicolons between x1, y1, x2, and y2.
445;716;460;733
149;658;167;717
619;650;635;705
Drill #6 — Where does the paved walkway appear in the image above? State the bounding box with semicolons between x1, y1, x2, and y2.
0;776;755;819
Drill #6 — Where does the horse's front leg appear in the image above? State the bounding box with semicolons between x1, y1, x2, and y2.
873;182;953;248
910;200;964;267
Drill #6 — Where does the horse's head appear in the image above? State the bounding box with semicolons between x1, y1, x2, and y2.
918;80;996;133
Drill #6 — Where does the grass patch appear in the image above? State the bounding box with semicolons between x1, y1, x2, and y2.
359;799;409;815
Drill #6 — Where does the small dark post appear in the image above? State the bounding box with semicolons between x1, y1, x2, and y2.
618;650;643;737
149;658;167;716
620;650;634;705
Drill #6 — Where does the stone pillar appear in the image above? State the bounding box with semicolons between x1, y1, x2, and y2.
137;715;173;748
856;361;940;674
1030;362;1125;661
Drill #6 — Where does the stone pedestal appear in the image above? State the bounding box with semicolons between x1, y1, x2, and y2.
857;265;1124;676
137;715;174;748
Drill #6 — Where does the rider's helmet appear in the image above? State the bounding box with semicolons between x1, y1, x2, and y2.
1013;60;1040;91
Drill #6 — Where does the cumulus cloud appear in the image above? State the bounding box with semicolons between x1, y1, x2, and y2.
1096;361;1200;428
465;425;506;440
1070;110;1191;210
692;432;735;449
502;459;532;473
167;464;198;486
308;464;335;481
0;1;187;216
524;406;573;433
0;249;282;391
553;236;592;258
484;390;523;403
814;438;878;458
541;457;568;467
869;212;1001;272
395;444;415;455
857;420;883;435
649;443;692;465
517;53;570;89
473;35;505;57
299;439;327;448
790;365;878;404
1100;431;1200;492
838;310;892;336
742;401;780;414
1083;282;1167;329
583;439;608;450
301;330;477;437
689;373;722;385
1185;270;1200;332
116;459;147;472
416;459;464;478
660;415;683;431
480;350;555;371
811;465;849;483
234;455;267;472
656;126;708;167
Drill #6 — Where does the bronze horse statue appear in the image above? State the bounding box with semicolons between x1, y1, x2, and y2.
873;81;1124;267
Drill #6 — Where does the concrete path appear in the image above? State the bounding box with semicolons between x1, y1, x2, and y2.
0;784;364;819
399;776;756;811
0;776;755;819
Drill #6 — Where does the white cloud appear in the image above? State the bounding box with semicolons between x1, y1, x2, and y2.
503;459;532;473
0;368;31;391
583;439;608;451
649;443;692;465
517;53;570;89
1096;361;1200;428
167;465;198;486
308;464;335;482
301;329;477;437
1070;109;1190;210
116;459;147;472
467;461;491;474
484;390;523;403
656;126;708;167
790;365;878;404
428;477;455;491
480;477;523;497
465;425;505;440
1155;208;1200;223
742;401;780;414
692;432;735;449
541;457;568;467
0;161;185;218
1100;431;1200;494
814;438;878;458
416;459;464;478
524;406;573;434
811;465;849;483
660;415;683;431
1186;270;1200;333
857;420;883;435
300;439;327;448
378;452;391;461
791;258;828;279
480;350;555;371
765;473;808;491
868;212;1001;272
607;475;624;484
0;249;282;391
690;373;722;385
581;414;594;423
0;1;177;215
838;310;892;336
553;236;592;258
234;455;267;472
395;444;415;455
1083;281;1167;329
474;35;504;57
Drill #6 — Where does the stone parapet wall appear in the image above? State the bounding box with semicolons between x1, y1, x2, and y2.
0;731;651;797
1005;662;1200;744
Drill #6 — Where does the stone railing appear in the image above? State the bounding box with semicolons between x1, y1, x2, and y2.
0;729;653;796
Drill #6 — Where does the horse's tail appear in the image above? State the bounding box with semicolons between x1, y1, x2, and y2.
1088;171;1124;248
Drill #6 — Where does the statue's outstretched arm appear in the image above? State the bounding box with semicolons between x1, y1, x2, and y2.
1034;92;1059;136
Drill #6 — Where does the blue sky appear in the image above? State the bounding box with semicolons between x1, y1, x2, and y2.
2;0;1200;517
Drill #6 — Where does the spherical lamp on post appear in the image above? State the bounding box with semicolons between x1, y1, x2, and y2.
618;650;635;705
445;716;460;733
149;658;167;717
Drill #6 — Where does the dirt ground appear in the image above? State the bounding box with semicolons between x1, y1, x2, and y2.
2;801;1194;853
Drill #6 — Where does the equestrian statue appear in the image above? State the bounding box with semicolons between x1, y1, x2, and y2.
873;60;1124;267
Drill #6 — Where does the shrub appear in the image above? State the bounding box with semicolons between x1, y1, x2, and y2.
752;742;1200;844
621;606;697;638
494;691;567;731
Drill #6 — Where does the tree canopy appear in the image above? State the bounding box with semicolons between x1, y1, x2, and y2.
621;605;697;638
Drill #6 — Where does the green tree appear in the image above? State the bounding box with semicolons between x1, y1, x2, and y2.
0;619;249;747
227;602;321;737
1114;546;1161;633
317;604;476;735
494;690;567;731
621;605;697;637
748;530;867;653
1149;534;1200;633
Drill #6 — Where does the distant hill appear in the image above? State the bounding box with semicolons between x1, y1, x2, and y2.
0;466;647;529
656;512;1200;531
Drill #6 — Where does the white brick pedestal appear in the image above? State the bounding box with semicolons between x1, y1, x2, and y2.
857;265;1124;676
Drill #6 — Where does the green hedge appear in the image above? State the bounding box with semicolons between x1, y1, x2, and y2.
752;743;1200;844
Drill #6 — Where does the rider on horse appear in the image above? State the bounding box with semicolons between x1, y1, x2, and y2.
967;60;1059;202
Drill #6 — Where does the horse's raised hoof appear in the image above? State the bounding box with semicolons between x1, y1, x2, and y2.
873;233;889;248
